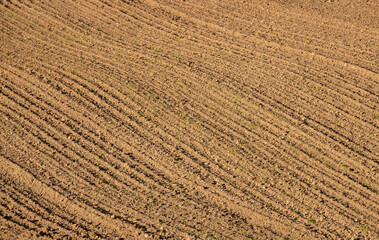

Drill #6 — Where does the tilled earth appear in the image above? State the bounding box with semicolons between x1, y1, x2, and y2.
0;0;378;239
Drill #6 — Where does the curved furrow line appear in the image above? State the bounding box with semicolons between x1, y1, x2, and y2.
165;0;379;41
273;2;379;35
272;2;379;38
108;0;378;103
77;47;379;213
129;0;378;86
194;63;378;159
127;101;330;231
3;81;129;194
12;66;235;197
236;70;378;153
224;79;378;174
156;0;376;47
171;42;375;124
181;101;379;225
276;50;379;97
182;32;378;112
0;92;181;227
36;63;326;223
0;73;284;238
116;71;379;234
0;183;82;239
246;28;377;75
0;11;187;93
0;111;174;238
129;50;378;181
200;64;377;133
0;78;197;221
1;0;377;238
0;199;41;238
0;108;113;201
197;112;378;221
0;156;114;239
269;64;379;126
147;0;378;75
143;70;379;220
0;192;41;233
180;61;378;153
257;136;379;221
0;131;172;239
10;0;154;51
3;0;378;120
208;74;377;172
74;76;306;212
98;10;379;124
185;96;378;202
19;57;284;208
3;0;379;97
0;156;135;239
119;54;379;208
0;88;132;192
241;43;379;107
202;46;378;113
26;1;378;236
183;15;379;98
181;0;379;68
195;62;378;162
0;64;249;223
0;106;127;212
23;71;320;238
18;0;368;111
0;4;141;66
63;24;378;169
12;0;110;35
0;68;181;190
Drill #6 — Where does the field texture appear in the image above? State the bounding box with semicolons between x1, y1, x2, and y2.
0;0;378;239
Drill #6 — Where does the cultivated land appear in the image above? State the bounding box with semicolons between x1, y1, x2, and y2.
0;0;378;239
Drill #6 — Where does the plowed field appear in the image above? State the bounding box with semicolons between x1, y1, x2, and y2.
0;0;378;239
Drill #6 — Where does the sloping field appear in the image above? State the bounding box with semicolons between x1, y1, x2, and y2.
0;0;378;239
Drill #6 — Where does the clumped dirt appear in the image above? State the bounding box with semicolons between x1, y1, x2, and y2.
0;0;378;239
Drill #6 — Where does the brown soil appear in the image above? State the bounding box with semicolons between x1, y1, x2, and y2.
0;0;378;239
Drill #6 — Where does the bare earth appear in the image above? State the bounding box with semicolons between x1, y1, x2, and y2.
0;0;378;239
